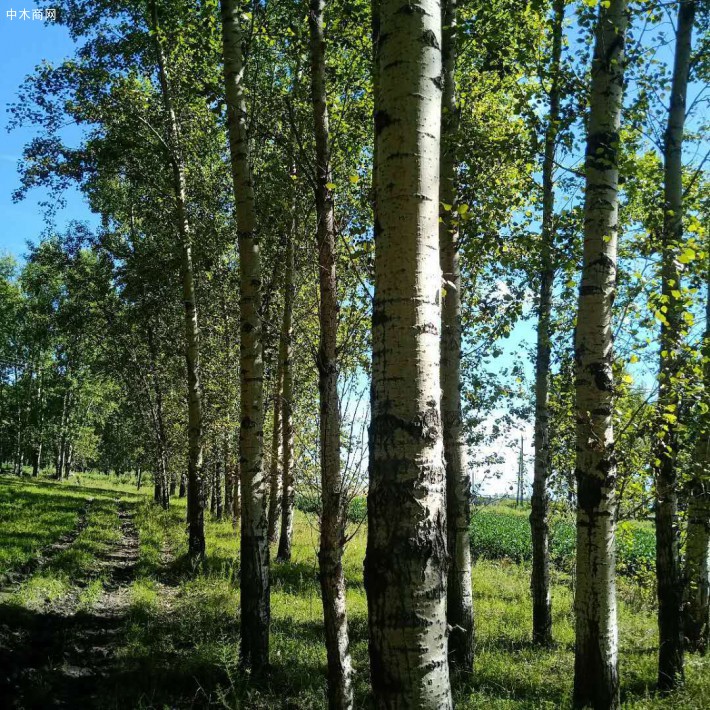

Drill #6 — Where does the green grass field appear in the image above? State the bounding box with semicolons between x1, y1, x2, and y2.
0;474;708;708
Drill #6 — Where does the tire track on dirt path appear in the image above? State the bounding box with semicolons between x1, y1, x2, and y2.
0;499;141;708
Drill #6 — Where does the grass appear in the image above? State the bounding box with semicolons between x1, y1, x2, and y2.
1;472;708;708
0;476;88;577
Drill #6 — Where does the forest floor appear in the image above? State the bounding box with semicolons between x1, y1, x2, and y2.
0;473;708;709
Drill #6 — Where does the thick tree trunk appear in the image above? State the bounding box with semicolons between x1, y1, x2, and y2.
276;196;296;563
685;249;710;654
220;0;269;672
364;0;451;706
267;370;282;543
439;0;473;671
530;0;564;649
655;0;695;690
572;2;627;708
308;2;354;706
151;0;204;553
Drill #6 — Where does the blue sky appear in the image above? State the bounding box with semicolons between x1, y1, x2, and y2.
0;7;96;262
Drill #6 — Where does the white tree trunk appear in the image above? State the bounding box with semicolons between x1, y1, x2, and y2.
573;1;627;707
150;0;204;550
220;0;269;671
364;0;451;705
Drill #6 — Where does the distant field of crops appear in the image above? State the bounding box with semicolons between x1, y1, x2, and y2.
470;505;656;576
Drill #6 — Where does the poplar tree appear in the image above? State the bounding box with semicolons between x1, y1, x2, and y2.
573;0;627;706
364;0;452;705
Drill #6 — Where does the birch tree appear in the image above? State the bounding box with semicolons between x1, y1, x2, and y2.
654;0;696;689
150;0;205;555
572;0;627;707
364;0;452;705
220;0;270;671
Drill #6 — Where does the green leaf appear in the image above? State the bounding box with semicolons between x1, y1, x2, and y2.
678;248;695;264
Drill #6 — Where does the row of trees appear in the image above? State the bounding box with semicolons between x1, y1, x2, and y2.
0;0;708;707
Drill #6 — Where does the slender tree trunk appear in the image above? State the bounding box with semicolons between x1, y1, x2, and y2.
210;460;218;515
55;385;69;481
655;0;696;690
148;325;171;510
151;0;204;553
32;368;44;478
216;458;224;519
308;2;354;706
224;432;234;522
572;2;627;708
267;369;283;543
277;189;296;563
364;0;451;705
63;443;73;479
439;0;473;671
220;0;269;671
530;0;564;649
233;457;242;523
685;249;710;654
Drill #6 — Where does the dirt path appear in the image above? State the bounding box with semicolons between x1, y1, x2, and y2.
0;501;140;708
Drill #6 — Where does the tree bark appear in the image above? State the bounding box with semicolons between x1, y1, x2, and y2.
439;0;473;671
277;184;296;563
32;369;44;478
572;2;627;708
56;387;69;480
224;431;234;524
530;0;564;649
148;324;170;509
220;0;269;672
364;0;451;705
150;0;205;553
308;2;354;706
267;366;283;543
655;0;696;689
685;247;709;654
